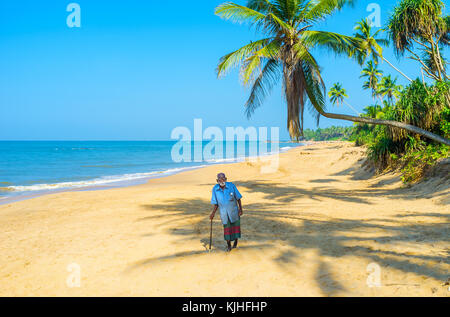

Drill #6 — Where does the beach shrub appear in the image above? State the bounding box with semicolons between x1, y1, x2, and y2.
440;103;450;138
304;81;449;183
352;122;375;146
400;141;449;183
387;80;448;141
353;80;450;182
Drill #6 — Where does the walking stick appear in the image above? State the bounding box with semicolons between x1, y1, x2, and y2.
209;218;213;252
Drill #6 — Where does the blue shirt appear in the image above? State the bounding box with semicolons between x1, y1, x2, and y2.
211;182;243;225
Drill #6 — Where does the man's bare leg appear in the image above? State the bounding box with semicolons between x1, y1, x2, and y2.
226;240;232;251
233;239;238;248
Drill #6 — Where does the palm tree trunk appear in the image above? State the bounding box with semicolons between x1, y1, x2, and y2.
382;57;413;82
319;111;450;146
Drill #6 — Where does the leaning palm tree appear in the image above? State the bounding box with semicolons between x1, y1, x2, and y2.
215;0;450;145
377;75;402;104
354;18;412;82
328;83;359;115
215;0;360;140
360;61;383;101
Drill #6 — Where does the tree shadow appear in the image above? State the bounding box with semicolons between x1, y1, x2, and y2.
126;155;448;295
309;178;338;183
315;261;345;296
237;180;372;204
127;184;449;295
238;178;448;202
125;243;272;273
369;174;401;187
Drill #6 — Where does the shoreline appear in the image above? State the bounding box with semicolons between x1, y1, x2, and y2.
0;143;307;206
0;141;447;296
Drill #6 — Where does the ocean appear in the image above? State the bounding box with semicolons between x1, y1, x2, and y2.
0;141;300;203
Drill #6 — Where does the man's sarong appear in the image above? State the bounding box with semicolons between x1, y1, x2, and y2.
223;216;241;241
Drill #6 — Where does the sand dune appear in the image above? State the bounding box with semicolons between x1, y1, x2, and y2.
0;141;448;296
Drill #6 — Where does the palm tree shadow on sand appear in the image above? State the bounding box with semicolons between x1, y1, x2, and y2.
126;169;449;296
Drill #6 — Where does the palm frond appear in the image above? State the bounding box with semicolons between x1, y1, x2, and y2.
240;55;263;86
240;39;282;85
387;0;445;56
215;2;292;34
353;18;389;65
244;59;281;118
302;30;361;59
271;0;297;22
328;82;348;107
291;40;319;68
302;59;326;125
305;0;355;22
247;0;273;13
441;15;450;46
216;38;273;77
215;2;267;25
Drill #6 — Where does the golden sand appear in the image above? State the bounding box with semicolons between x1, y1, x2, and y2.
0;141;448;296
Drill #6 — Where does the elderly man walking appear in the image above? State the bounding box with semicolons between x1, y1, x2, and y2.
210;173;243;252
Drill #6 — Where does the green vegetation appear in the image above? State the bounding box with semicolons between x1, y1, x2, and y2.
305;74;449;183
358;80;449;182
215;0;450;183
313;79;450;183
354;0;450;182
387;0;449;82
303;126;354;141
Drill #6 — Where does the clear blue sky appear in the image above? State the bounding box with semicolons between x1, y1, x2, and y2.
0;0;446;140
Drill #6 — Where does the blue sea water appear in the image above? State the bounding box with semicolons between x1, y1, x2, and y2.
0;141;300;203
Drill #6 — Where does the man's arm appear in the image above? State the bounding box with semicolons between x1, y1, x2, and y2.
237;199;243;216
210;204;218;220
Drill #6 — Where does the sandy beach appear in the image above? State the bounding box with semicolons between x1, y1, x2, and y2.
0;141;448;296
